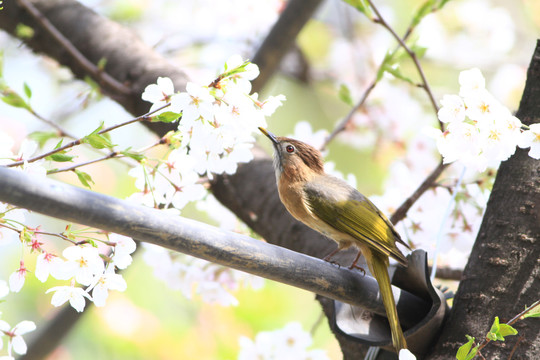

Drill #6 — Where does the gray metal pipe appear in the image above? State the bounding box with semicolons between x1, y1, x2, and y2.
0;166;428;327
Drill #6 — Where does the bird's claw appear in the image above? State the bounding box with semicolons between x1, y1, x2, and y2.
349;264;366;276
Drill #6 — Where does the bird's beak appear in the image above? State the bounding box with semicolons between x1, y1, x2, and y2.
258;127;279;145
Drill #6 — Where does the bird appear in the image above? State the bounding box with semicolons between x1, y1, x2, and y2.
259;127;410;352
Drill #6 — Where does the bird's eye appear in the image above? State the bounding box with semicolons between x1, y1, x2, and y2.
286;144;295;153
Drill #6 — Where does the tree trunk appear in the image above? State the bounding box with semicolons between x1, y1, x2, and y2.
427;41;540;359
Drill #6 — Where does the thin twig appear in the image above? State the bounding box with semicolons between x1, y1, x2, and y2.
46;137;166;175
35;230;74;243
475;299;540;355
29;108;77;139
6;103;169;168
367;0;441;125
323;1;444;148
17;0;132;96
47;152;118;175
390;161;448;224
508;336;524;360
322;81;376;150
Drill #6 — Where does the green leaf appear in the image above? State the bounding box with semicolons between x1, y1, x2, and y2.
153;111;180;123
28;131;59;148
220;60;253;80
46;153;75;162
15;23;35;40
53;139;64;149
410;43;428;58
376;52;392;82
487;317;517;341
487;316;500;340
524;303;540;318
411;0;436;29
1;89;31;110
498;324;518;338
343;0;372;17
84;133;114;149
82;123;115;149
121;149;145;162
74;169;94;189
384;65;415;85
23;82;32;99
97;57;107;71
456;339;472;360
456;335;478;360
438;0;452;11
83;75;102;99
338;84;354;106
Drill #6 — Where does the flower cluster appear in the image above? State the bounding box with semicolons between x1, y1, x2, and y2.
237;322;329;360
143;243;263;306
6;232;135;313
132;55;285;212
131;56;283;306
427;68;538;172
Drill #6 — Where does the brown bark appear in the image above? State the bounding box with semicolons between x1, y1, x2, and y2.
427;41;540;359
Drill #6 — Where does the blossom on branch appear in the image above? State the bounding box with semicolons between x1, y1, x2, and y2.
46;285;92;313
427;68;528;172
136;56;285;211
518;123;540;159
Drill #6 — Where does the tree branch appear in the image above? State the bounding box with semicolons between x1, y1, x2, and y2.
0;165;428;329
16;0;131;95
250;0;323;93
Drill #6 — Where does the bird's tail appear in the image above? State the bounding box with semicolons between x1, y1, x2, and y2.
370;253;407;351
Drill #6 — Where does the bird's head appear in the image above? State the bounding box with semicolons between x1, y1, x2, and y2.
259;127;324;183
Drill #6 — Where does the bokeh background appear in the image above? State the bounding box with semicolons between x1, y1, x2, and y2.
1;0;539;358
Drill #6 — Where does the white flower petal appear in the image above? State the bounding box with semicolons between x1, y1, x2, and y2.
13;321;36;335
11;336;27;355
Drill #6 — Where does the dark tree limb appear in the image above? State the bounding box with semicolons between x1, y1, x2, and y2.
250;0;323;92
427;40;540;359
0;165;428;329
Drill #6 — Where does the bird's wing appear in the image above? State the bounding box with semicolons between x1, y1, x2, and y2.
304;178;408;266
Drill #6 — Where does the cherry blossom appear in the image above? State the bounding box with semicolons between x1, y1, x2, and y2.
61;245;105;286
238;322;329;360
8;262;27;293
437;95;465;124
46;285;92;312
136;56;285;210
141;77;176;114
518;123;540;159
0;320;36;356
142;244;263;306
88;268;127;307
35;252;65;283
109;234;136;270
427;68;527;172
170;82;215;124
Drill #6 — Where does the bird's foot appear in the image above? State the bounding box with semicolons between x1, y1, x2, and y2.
323;258;342;269
349;263;366;276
